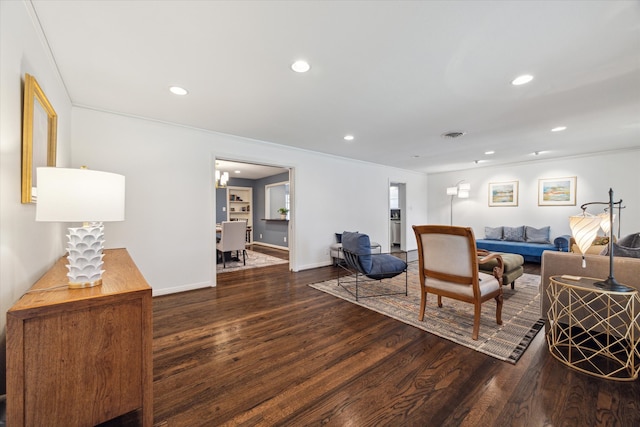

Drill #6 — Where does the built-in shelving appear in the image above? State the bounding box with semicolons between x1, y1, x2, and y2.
227;186;253;242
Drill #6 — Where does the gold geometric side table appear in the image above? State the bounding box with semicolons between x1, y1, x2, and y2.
546;275;639;381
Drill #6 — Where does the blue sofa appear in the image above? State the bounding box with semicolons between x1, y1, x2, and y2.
476;226;571;263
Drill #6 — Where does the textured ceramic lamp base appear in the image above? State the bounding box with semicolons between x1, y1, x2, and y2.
66;222;105;288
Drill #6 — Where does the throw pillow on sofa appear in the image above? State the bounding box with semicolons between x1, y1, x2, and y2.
525;226;551;243
603;233;640;258
611;243;640;258
618;232;640;248
484;226;503;240
503;226;525;242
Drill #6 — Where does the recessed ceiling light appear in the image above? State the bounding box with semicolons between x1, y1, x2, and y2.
291;60;311;73
511;74;534;86
484;150;495;155
169;86;188;95
551;126;567;132
344;135;354;141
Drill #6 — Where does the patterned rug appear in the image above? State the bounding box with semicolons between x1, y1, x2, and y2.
309;263;543;364
216;249;288;273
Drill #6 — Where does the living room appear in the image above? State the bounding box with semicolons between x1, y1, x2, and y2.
1;1;639;425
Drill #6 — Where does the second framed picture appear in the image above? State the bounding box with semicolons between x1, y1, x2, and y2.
538;176;577;206
488;181;518;207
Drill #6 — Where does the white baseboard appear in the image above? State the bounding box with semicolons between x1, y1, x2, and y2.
251;242;289;251
152;281;213;297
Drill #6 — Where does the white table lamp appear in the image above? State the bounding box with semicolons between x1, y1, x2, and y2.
569;188;630;291
36;167;125;288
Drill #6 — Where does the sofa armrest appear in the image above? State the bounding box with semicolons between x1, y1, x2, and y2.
554;235;572;252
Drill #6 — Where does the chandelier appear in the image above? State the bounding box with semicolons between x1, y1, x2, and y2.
215;170;229;188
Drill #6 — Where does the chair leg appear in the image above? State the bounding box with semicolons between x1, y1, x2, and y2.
437;295;443;308
404;269;408;296
472;303;481;340
242;249;246;265
495;294;503;325
511;281;515;290
419;291;427;321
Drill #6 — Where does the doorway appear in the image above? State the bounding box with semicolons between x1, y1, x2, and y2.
389;182;406;252
214;158;293;276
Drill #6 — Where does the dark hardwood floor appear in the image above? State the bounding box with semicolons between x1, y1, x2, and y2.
148;252;638;427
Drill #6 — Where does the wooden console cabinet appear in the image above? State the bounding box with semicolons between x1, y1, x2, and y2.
7;248;153;426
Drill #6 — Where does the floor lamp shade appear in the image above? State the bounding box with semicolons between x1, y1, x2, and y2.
36;167;125;288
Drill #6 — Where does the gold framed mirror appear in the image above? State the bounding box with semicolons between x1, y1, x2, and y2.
22;73;57;203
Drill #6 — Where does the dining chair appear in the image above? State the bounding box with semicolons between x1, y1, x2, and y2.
217;221;247;268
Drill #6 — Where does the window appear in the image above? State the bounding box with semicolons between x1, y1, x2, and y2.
266;181;290;219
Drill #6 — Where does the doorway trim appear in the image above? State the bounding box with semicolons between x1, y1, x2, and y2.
212;154;296;285
389;181;407;252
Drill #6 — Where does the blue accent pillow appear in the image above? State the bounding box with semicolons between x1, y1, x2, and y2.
525;226;550;243
503;226;525;242
484;226;503;240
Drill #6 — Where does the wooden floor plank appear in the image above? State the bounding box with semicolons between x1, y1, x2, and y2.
141;253;640;427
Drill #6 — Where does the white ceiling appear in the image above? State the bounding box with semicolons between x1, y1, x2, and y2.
31;0;640;174
215;159;287;180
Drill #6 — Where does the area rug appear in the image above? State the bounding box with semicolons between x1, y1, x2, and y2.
216;249;288;273
309;263;543;364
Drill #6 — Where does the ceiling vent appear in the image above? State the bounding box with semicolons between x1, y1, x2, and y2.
441;131;466;139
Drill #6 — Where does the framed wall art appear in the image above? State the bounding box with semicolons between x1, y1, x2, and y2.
22;73;57;203
488;181;518;207
538;176;576;206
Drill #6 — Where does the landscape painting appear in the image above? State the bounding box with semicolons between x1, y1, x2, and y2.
489;181;518;207
538;176;576;206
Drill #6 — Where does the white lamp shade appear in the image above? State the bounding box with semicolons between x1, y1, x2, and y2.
446;187;458;195
569;213;601;255
458;182;471;191
458;190;470;198
36;167;125;222
598;212;615;234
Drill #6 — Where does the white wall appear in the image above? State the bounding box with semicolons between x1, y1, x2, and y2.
0;0;73;393
427;149;640;240
71;107;429;295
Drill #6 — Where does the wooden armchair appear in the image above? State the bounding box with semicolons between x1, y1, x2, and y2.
412;225;504;340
